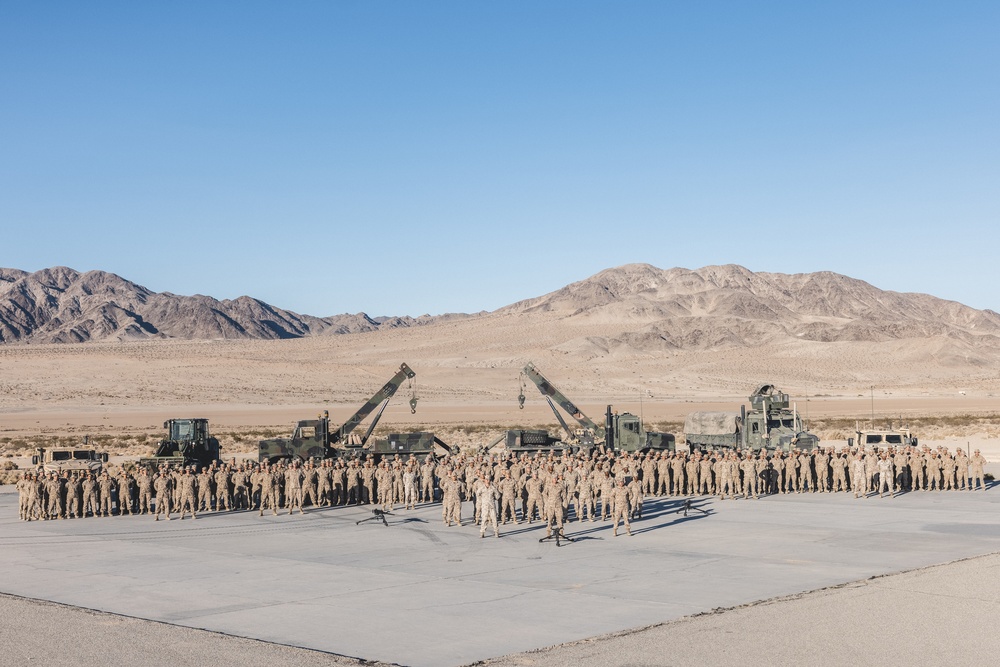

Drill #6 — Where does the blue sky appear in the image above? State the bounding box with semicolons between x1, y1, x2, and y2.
2;2;997;316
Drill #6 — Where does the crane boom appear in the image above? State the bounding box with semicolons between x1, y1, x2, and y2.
334;363;416;442
523;363;603;436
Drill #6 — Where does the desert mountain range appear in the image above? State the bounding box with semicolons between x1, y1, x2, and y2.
3;264;999;359
0;266;426;343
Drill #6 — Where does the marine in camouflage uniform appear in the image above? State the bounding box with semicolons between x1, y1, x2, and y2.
137;468;153;514
153;470;172;520
970;450;987;491
478;477;500;538
610;478;632;537
66;472;83;518
97;472;113;517
178;468;198;519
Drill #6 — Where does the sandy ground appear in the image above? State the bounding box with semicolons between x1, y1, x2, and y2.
3;553;997;667
2;336;998;460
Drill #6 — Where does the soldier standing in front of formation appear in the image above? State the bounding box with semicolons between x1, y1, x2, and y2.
17;472;30;520
525;472;543;523
910;450;925;491
137;468;153;514
877;453;894;498
97;471;113;517
197;467;213;512
178;468;198;519
577;471;595;522
478;476;500;538
610;477;632;537
970;449;987;491
498;470;518;524
953;449;968;490
544;474;568;539
153;468;172;520
215;465;232;511
285;463;304;515
852;454;867;498
66;471;82;518
403;462;418;510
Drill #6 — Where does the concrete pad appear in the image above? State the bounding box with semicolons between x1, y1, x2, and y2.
1;485;998;666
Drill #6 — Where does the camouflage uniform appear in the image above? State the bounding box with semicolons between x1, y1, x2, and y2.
478;480;500;538
970;451;987;491
98;472;113;517
214;467;232;511
544;475;568;538
525;474;543;523
285;464;304;514
610;479;632;536
154;472;172;520
137;469;153;514
178;470;198;519
66;473;83;518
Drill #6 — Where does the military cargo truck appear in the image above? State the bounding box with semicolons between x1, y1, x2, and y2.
259;363;451;463
32;437;107;474
684;384;818;453
139;418;221;470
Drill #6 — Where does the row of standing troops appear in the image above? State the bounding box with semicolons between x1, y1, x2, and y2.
16;446;989;522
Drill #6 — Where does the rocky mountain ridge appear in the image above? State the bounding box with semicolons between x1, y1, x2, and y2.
0;267;427;343
2;264;999;363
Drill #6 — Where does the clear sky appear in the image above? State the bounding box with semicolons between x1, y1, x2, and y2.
2;2;998;316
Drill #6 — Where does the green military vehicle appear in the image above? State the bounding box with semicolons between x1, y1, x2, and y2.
139;418;222;471
684;384;819;453
490;363;675;456
32;437;108;475
259;363;451;463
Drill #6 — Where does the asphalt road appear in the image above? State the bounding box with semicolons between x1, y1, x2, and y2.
2;482;998;666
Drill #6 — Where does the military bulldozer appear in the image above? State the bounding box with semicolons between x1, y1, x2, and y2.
486;363;675;456
684;384;819;453
139;418;222;471
258;363;451;464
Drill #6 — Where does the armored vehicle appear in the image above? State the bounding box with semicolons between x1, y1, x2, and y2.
32;437;108;475
259;363;451;463
849;424;917;451
684;384;819;453
495;363;675;456
139;418;221;471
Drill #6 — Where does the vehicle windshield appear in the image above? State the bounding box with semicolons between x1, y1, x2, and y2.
169;420;195;441
51;451;71;461
886;434;903;444
73;451;94;460
865;434;883;444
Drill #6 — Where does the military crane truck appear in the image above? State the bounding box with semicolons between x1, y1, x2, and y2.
259;363;451;464
504;362;675;455
684;384;818;453
139;419;222;471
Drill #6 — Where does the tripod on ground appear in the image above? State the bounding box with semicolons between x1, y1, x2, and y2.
675;499;710;517
356;509;394;526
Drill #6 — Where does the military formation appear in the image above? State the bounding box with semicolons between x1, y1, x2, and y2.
14;445;992;533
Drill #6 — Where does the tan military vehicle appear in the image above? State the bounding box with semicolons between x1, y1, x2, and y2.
32;437;108;474
849;423;917;450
